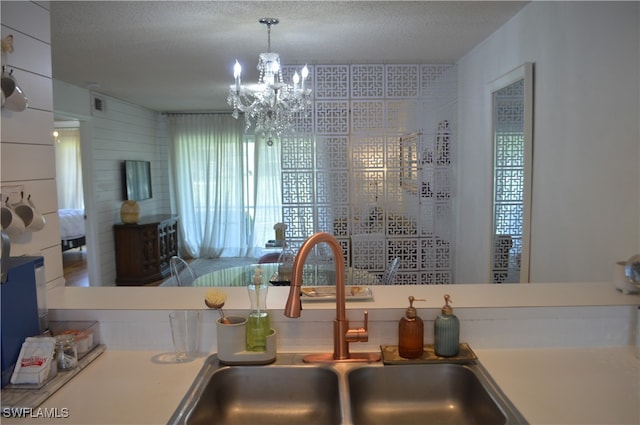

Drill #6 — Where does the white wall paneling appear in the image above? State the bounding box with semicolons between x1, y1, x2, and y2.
0;1;50;44
1;1;61;288
1;108;54;145
53;77;171;285
1;143;55;181
0;26;51;77
81;93;168;285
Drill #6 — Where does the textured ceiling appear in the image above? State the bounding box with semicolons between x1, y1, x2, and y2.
51;1;527;112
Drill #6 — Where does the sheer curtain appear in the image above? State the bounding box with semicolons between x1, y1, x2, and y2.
54;127;84;210
168;114;282;259
248;137;282;257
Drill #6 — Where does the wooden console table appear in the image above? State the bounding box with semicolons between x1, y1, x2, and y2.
114;215;178;285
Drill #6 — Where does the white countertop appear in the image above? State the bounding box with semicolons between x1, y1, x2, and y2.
477;347;639;425
2;347;638;425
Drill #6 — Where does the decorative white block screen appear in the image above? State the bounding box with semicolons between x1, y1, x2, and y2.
280;64;457;284
492;79;525;284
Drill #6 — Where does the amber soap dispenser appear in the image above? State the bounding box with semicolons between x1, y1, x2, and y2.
398;296;426;359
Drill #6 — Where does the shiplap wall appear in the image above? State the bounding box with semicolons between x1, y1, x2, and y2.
89;96;169;285
54;83;170;285
1;0;170;287
1;1;64;288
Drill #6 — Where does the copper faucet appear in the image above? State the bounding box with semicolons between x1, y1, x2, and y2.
284;232;380;363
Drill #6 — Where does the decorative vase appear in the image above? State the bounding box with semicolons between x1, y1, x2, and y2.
120;200;140;224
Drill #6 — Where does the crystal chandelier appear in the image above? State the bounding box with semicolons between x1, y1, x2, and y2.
227;18;312;146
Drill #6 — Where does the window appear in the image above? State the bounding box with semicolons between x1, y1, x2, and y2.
169;114;281;258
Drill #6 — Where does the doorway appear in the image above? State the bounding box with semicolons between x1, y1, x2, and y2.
54;120;88;286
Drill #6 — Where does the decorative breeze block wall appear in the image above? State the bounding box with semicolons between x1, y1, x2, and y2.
281;64;457;284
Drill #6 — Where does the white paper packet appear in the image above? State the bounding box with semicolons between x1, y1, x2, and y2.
10;336;56;385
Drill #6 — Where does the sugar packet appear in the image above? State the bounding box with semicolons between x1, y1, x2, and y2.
10;336;56;385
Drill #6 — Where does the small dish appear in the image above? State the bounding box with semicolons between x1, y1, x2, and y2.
301;286;373;301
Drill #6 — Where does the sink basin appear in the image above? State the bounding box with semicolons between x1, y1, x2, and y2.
169;354;527;425
348;363;516;425
169;356;341;425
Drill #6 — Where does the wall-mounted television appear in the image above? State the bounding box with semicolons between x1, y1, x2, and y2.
122;160;152;201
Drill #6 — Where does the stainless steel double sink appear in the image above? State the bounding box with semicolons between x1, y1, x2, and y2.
168;353;528;425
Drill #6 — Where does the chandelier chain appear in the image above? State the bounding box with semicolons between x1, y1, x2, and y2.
266;22;272;53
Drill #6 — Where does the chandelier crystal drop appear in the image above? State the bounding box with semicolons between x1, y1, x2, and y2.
227;18;312;146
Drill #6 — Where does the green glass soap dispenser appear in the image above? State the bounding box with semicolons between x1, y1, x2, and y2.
246;268;271;352
398;296;426;359
434;294;460;357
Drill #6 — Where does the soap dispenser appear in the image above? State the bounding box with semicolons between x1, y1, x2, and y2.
434;294;460;357
398;296;425;359
246;268;271;352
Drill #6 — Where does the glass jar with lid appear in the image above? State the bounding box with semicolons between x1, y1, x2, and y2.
55;334;78;370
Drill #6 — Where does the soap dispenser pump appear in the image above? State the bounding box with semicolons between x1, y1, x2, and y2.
246;268;271;352
398;296;426;359
434;294;460;357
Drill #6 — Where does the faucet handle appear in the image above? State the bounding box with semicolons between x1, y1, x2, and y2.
346;310;370;343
